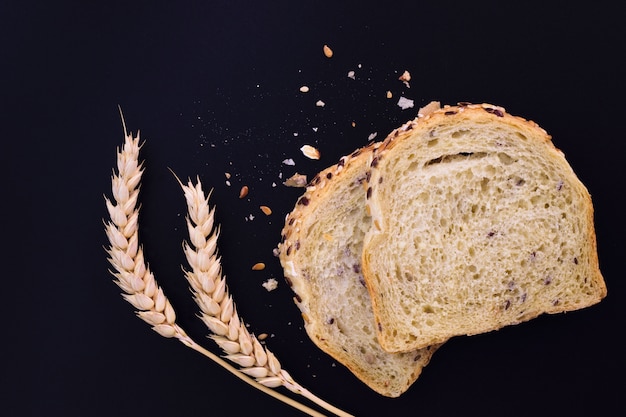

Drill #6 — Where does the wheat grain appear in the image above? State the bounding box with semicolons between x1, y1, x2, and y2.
104;115;352;417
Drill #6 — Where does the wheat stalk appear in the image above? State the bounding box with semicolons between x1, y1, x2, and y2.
177;176;352;413
104;119;352;417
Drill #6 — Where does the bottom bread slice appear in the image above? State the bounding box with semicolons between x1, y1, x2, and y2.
362;103;607;353
279;143;441;397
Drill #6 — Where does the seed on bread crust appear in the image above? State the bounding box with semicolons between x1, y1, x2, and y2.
483;106;504;117
283;275;293;287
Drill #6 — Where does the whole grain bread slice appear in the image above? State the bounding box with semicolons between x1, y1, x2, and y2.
362;102;607;353
278;142;441;397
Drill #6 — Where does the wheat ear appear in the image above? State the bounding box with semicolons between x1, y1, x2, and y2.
177;176;351;417
104;123;352;417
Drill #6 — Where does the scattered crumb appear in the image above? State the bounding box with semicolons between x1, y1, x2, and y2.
351;121;356;127
245;214;255;222
262;278;278;292
299;85;310;93
300;144;320;160
257;333;269;341
347;70;355;80
260;205;272;216
225;172;231;179
225;180;231;186
397;96;414;110
252;262;266;271
282;158;296;166
399;70;411;87
315;100;325;107
386;90;393;99
239;185;249;199
283;173;308;187
368;132;378;141
323;44;333;58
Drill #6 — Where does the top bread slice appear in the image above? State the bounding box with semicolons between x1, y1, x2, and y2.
278;142;441;397
362;102;607;353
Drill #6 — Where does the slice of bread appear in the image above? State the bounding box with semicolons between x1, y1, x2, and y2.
362;102;607;353
278;142;441;397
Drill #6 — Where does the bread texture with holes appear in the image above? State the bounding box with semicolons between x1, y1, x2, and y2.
279;143;441;397
362;103;607;353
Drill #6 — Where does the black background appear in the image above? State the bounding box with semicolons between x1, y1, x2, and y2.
3;1;625;416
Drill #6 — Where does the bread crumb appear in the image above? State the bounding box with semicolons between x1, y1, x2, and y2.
283;173;308;187
397;96;414;110
239;185;249;198
262;278;278;291
315;100;325;107
417;101;441;117
386;90;393;99
260;205;272;215
368;132;378;141
299;86;310;93
399;70;411;87
282;158;296;166
347;70;355;80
